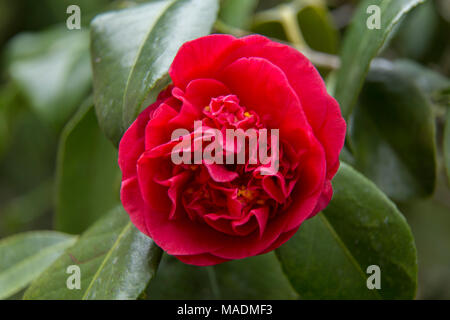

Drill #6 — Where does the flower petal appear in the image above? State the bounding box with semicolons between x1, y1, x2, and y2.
169;34;237;89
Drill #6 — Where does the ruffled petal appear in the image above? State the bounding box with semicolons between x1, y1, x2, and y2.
204;163;238;182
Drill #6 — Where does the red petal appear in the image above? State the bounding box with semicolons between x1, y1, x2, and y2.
232;207;269;238
120;177;151;237
169;34;236;89
144;208;231;256
204;163;238;183
118;106;153;178
310;179;333;218
174;253;229;266
153;171;192;219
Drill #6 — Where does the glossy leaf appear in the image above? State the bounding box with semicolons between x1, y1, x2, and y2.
0;231;77;300
351;60;437;201
147;252;297;299
276;163;417;299
24;206;162;300
334;0;426;118
55;100;120;234
91;0;219;145
6;27;91;128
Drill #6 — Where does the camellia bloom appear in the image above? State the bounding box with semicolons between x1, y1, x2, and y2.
119;34;346;266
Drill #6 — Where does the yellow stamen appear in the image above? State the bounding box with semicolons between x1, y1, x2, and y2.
237;186;256;201
244;111;252;118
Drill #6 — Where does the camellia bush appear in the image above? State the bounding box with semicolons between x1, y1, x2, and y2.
0;0;449;300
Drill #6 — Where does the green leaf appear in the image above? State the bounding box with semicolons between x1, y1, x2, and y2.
391;1;439;61
146;254;218;299
350;60;437;201
6;27;91;128
213;252;298;299
219;0;259;29
147;252;297;299
276;163;417;299
445;111;450;186
392;59;450;100
24;206;162;300
54;99;120;234
297;5;339;54
334;0;426;118
91;0;220;145
0;231;77;300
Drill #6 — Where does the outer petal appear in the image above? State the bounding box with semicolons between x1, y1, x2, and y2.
119;105;156;236
143;202;232;256
210;211;288;260
169;34;237;89
260;227;299;255
310;179;333;218
120;177;150;237
118;106;153;178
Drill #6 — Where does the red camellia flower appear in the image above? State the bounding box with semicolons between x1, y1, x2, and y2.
119;34;346;266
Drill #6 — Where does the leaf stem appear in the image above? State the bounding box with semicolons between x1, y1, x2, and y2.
279;4;307;49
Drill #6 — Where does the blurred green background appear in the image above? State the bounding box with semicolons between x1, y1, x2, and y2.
0;0;449;299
